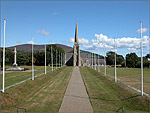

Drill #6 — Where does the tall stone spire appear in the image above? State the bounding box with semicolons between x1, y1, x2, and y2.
75;21;79;44
73;21;81;66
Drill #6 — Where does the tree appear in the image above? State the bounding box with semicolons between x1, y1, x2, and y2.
17;51;31;65
126;53;139;67
106;51;115;65
34;51;44;66
117;55;124;65
1;49;14;66
106;51;124;65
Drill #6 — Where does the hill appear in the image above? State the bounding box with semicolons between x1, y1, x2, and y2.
6;44;73;53
6;44;104;64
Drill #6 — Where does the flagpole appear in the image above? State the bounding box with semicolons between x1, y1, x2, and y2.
56;49;57;69
98;49;100;72
51;46;53;71
45;44;46;74
114;37;117;82
140;21;143;96
92;53;93;69
94;53;96;70
91;53;92;68
104;43;106;76
2;19;6;92
61;52;62;67
32;36;34;80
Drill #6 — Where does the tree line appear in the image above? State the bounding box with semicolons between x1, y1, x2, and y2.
106;51;150;68
0;44;65;66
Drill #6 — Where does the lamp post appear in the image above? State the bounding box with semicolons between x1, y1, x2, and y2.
2;19;6;92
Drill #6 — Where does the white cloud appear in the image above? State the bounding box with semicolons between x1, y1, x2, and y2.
36;30;50;36
79;38;89;45
28;41;34;44
69;37;74;43
128;48;136;51
69;37;89;45
83;33;149;52
137;28;148;33
127;48;138;52
83;45;96;50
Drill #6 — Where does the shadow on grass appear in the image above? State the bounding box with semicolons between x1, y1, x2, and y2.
121;94;141;101
91;97;117;101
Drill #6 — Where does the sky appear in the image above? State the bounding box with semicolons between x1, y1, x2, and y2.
1;0;150;57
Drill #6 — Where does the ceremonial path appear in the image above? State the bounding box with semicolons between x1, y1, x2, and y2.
59;66;93;113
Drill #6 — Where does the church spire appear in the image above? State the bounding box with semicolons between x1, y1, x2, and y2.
75;21;79;44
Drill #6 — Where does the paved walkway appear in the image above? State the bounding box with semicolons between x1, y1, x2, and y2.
59;67;93;113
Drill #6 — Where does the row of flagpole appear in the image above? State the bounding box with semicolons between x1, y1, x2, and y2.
88;21;144;96
31;39;65;81
2;19;65;92
1;19;144;96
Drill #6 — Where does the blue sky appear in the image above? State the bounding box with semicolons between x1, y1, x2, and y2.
1;1;149;57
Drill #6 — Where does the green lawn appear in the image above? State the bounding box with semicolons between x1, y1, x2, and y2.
0;66;57;89
80;66;150;113
97;66;150;94
1;66;73;112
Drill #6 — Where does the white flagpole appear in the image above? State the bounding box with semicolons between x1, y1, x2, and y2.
91;53;92;68
59;51;60;68
65;52;66;65
125;56;126;68
51;46;53;71
45;44;46;74
92;53;93;69
56;49;57;69
114;37;117;82
88;53;89;67
60;53;62;67
61;52;62;67
32;36;34;80
140;21;143;96
104;43;106;76
90;53;92;68
2;19;6;92
94;53;96;70
98;49;100;72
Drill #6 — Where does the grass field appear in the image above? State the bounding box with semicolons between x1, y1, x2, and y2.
96;66;150;94
1;66;73;112
0;66;58;89
80;66;150;113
